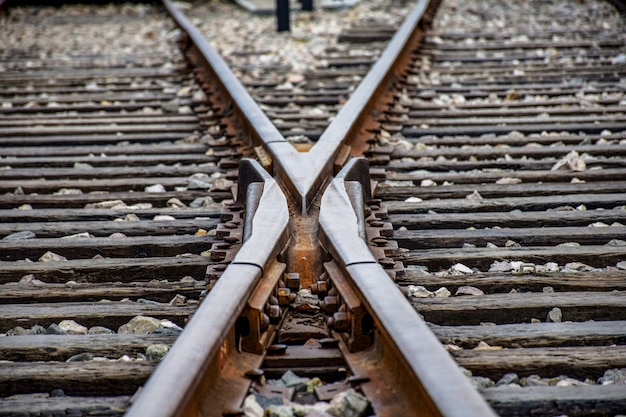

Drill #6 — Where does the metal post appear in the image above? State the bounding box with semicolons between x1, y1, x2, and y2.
300;0;313;11
277;0;290;32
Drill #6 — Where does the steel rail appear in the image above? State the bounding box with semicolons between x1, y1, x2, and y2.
125;159;289;417
307;0;438;192
127;1;497;416
318;159;497;416
162;0;317;213
164;0;437;214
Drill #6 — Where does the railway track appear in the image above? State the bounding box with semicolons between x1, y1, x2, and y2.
0;3;238;415
1;0;625;416
384;0;626;415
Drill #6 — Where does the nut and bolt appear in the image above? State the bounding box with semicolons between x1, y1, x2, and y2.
277;287;295;306
379;257;396;269
223;221;239;229
320;296;338;314
327;312;350;332
371;236;388;247
267;305;282;323
285;272;300;290
367;219;384;227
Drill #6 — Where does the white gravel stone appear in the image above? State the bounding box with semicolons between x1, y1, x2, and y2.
167;198;187;208
88;200;126;209
118;316;162;334
495;177;522;185
465;190;483;201
187;178;212;190
434;287;451;298
589;222;609;227
408;285;434;298
489;260;513;272
61;232;93;239
146;344;169;361
541;262;560;273
474;341;502;351
470;376;495;390
18;274;46;285
212;178;234;191
169;294;187;306
145;184;166;193
449;263;474;275
456;286;484;296
58;320;88;335
159;319;183;332
599;368;626;385
3;231;36;241
556;378;587;387
563;262;597;272
153;215;176;221
54;188;83;195
327;389;370;417
39;251;67;262
243;395;264;417
547;307;563;323
88;326;114;335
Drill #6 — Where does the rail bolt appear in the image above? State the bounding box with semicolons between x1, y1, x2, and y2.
368;220;384;227
277;288;294;306
378;257;396;269
310;280;328;294
371;236;388;247
331;312;349;332
285;272;300;290
223;236;239;244
320;296;338;314
316;280;329;294
267;305;282;323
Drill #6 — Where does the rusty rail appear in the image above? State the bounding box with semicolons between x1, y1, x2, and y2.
126;160;289;416
126;0;497;416
319;159;496;416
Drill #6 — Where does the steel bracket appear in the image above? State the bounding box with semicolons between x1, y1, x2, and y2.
239;260;287;354
323;261;373;352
